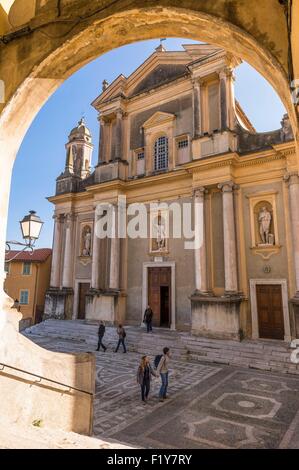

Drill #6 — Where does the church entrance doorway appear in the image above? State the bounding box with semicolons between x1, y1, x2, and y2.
148;267;171;328
160;286;170;327
78;282;90;320
256;284;284;340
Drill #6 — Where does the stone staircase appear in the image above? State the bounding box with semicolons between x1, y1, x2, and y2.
24;320;188;360
180;334;299;375
24;320;299;375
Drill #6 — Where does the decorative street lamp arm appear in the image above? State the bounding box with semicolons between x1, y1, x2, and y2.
5;241;34;262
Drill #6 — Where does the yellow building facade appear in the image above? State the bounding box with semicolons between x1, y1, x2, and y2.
45;44;298;342
5;248;52;328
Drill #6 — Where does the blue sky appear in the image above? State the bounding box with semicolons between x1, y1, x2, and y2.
6;38;286;249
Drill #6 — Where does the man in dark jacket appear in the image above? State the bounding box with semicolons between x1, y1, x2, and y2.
143;305;153;333
96;321;107;352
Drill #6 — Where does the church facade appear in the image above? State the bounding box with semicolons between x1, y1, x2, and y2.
44;44;299;342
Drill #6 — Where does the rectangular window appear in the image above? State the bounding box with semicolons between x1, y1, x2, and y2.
176;136;190;164
177;139;188;149
20;290;29;305
4;262;9;274
134;149;145;177
23;261;31;275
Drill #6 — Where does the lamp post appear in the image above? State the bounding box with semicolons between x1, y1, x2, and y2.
5;210;43;262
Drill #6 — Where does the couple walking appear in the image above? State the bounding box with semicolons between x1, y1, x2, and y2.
96;321;127;353
137;347;171;404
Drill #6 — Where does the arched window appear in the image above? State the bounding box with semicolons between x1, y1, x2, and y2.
154;136;168;171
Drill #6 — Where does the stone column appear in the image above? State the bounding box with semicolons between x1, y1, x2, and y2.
98;117;106;165
218;182;238;294
50;214;63;288
91;212;100;290
62;213;74;288
286;173;299;296
219;67;235;131
219;69;228;131
113;110;123;161
193;80;202;137
194;187;208;293
109;204;120;290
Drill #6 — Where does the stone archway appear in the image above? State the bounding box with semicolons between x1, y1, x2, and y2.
1;0;299;436
0;3;298;316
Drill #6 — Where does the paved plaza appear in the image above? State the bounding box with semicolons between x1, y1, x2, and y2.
27;331;299;449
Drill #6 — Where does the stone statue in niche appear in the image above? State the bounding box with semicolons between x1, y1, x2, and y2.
152;213;167;252
156;221;166;251
258;206;274;245
82;226;92;256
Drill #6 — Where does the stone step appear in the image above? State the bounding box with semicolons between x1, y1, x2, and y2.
23;321;299;375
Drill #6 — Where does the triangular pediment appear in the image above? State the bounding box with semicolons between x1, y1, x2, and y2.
142;111;176;129
92;44;228;109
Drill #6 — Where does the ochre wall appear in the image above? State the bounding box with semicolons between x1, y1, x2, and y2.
4;257;51;322
36;255;51;312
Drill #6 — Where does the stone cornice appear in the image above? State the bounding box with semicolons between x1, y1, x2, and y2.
188;148;287;173
48;143;295;204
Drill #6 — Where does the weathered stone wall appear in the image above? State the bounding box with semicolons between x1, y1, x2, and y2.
0;305;95;434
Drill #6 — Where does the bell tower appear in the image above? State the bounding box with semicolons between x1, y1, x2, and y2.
56;118;93;195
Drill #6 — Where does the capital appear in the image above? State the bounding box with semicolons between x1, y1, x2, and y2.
218;181;236;193
284;172;299;186
191;78;203;88
116;109;124;119
65;213;75;225
53;214;63;222
193;186;207;199
219;67;235;81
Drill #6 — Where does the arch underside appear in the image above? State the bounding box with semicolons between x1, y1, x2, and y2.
0;0;299;436
0;3;297;144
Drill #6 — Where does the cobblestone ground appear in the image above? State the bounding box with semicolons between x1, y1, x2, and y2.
29;335;299;449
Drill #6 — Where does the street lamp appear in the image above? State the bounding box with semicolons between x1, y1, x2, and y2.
6;210;44;260
19;211;43;247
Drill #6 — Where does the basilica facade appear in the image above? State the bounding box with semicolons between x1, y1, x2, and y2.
44;44;298;342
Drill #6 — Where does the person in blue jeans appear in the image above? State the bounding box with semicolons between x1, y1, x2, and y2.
137;355;157;403
157;347;171;402
114;324;127;353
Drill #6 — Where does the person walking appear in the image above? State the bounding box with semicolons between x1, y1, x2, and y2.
156;347;171;402
137;355;157;404
143;305;153;333
114;324;127;353
96;321;107;352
